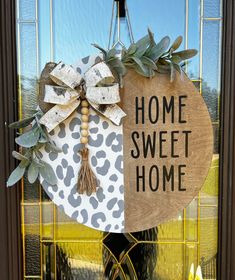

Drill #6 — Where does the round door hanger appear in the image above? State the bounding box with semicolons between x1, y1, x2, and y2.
39;55;213;233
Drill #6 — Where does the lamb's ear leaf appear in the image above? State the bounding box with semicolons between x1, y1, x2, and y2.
9;116;34;129
146;36;171;61
27;161;39;184
170;36;183;52
39;160;57;185
15;127;40;148
12;151;29;161
7;165;25;187
172;49;198;60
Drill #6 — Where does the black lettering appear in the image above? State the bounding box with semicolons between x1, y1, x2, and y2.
182;130;191;157
131;132;140;158
163;165;174;191
148;96;159;124
178;164;186;191
159;131;167;158
163;96;174;123
171;131;179;158
149;165;159;191
142;132;156;158
135;96;145;124
179;95;187;123
136;166;145;192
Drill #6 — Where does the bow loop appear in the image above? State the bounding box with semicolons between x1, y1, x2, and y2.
39;60;126;132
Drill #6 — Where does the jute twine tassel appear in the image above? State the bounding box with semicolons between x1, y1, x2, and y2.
77;99;98;196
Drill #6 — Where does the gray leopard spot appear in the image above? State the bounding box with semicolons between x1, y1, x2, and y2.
90;127;98;134
82;55;89;64
107;198;117;210
96;150;106;158
96;160;110;176
102;121;109;129
58;123;66;138
91;212;106;228
73;143;82;163
64;166;75;187
59;190;64;199
89;197;98;209
62;143;69;154
111;134;122;152
56;165;64;180
49;152;58;161
69;117;81;131
115;155;123;174
91;156;97;167
112;200;124;218
68;186;82;207
81;209;88;224
108;185;114;193
109;174;118;182
89;134;104;147
71;132;80;139
97;188;105;202
61;159;68;168
76;67;82;74
119;185;124;194
106;132;116;147
105;224;112;232
89;114;100;124
71;211;79;219
115;225;119;230
95;56;102;64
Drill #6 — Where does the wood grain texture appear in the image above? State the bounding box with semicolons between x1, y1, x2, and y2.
122;70;213;232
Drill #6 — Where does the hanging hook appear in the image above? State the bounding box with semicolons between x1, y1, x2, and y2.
108;0;134;50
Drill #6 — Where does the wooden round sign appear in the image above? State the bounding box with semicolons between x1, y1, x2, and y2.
121;70;213;232
39;55;213;233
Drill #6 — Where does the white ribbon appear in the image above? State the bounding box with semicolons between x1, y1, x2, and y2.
39;61;126;132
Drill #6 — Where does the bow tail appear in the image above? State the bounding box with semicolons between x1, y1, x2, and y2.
39;99;80;132
89;101;126;126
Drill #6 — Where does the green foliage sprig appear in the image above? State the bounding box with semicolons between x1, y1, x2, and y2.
7;111;60;187
93;29;198;82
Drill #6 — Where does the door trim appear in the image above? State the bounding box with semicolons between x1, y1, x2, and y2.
0;0;234;279
0;0;23;279
218;0;235;278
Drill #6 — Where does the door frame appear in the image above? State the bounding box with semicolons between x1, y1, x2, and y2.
0;0;234;279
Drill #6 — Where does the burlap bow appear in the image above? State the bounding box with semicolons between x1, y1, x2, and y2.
39;61;126;132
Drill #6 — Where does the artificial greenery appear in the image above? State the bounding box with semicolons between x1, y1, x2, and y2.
7;110;60;187
7;29;198;188
94;29;198;83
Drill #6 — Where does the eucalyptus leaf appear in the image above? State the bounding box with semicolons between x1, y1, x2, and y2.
172;49;198;60
27;161;39;184
39;160;57;185
7;165;25;187
131;56;146;72
15;127;40;148
12;151;30;162
107;47;117;59
9;116;34;129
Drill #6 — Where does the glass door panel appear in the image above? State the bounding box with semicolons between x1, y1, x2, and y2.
17;0;222;279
